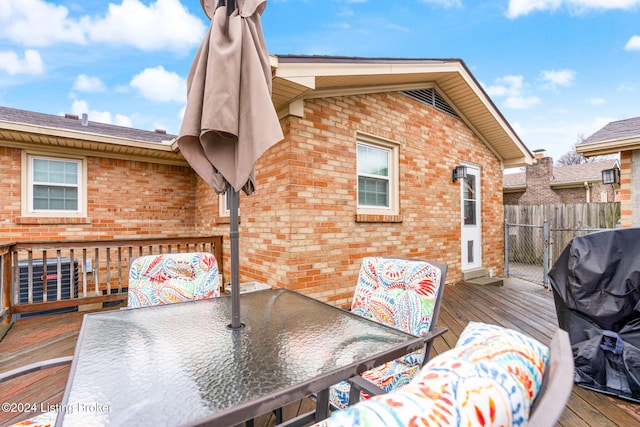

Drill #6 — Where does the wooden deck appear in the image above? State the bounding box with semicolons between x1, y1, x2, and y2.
1;280;639;426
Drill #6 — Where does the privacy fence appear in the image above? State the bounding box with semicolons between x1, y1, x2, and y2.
504;203;620;286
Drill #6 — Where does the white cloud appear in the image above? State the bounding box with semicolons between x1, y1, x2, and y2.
178;105;187;121
625;35;640;51
506;0;640;18
585;97;606;105
0;0;204;52
506;0;562;18
0;49;44;75
484;75;541;109
69;99;132;128
540;68;575;90
504;95;541;109
84;0;206;52
72;74;106;92
114;114;133;128
419;0;463;7
618;83;636;92
0;0;86;46
130;66;186;103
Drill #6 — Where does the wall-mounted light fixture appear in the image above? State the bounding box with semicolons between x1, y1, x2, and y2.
452;165;468;183
601;167;620;185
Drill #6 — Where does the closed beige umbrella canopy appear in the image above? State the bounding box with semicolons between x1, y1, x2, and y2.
178;0;283;329
178;0;283;195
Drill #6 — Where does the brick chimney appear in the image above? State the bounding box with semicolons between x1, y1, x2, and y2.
518;152;562;205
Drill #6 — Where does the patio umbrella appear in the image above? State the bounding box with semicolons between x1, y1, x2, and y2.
178;0;283;329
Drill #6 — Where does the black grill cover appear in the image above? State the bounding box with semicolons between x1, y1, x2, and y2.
548;228;640;402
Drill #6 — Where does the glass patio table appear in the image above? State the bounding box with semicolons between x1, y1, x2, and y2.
56;289;424;426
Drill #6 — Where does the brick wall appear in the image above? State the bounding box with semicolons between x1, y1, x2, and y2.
555;183;615;203
555;187;586;204
518;157;562;205
0;146;198;241
504;191;524;205
2;91;508;307
209;91;505;305
619;150;640;227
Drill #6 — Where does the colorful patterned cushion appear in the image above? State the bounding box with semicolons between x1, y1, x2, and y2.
454;321;549;405
318;322;550;427
128;252;220;308
9;410;57;427
329;257;442;409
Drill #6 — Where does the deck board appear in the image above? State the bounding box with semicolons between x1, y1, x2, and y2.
1;281;639;426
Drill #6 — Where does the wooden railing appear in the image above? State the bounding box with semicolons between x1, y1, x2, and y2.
1;243;11;324
1;236;223;321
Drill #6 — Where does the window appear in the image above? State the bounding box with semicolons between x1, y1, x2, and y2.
463;174;477;225
356;134;399;216
600;191;608;203
218;191;240;218
23;153;86;217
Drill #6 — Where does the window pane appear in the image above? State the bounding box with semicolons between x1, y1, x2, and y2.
33;185;78;211
357;145;388;177
33;158;78;184
464;200;476;225
463;175;476;200
358;176;389;207
64;162;78;184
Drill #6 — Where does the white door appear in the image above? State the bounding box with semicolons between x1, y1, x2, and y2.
461;165;482;270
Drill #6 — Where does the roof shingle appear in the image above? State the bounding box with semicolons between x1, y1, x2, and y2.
0;106;176;144
581;117;640;145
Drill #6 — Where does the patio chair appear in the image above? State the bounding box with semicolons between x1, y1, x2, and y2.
315;324;573;427
0;356;72;427
328;257;448;409
127;252;220;308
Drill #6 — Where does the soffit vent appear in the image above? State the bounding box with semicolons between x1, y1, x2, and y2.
401;88;460;119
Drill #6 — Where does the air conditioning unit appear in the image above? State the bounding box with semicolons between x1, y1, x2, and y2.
17;257;78;318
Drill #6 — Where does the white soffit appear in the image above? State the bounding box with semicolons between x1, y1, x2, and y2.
271;56;533;167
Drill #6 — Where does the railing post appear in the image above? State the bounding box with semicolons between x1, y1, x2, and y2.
504;220;509;277
543;220;549;288
1;245;14;323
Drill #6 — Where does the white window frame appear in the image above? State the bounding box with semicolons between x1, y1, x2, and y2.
22;152;87;218
218;192;240;218
356;133;400;216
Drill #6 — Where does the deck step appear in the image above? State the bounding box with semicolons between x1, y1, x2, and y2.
464;276;504;287
462;268;486;281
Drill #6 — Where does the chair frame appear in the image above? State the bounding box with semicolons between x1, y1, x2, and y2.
346;257;448;405
0;356;73;383
348;328;573;426
528;329;574;427
0;356;73;426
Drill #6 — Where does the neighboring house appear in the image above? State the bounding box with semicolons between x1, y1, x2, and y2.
577;116;640;228
503;153;619;205
0;106;202;241
0;55;534;307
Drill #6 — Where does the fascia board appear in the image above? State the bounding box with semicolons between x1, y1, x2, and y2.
576;136;640;157
0;120;175;152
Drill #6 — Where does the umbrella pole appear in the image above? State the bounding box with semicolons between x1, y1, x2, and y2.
228;183;243;329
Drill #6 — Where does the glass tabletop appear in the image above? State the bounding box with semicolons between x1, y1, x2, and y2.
58;289;423;426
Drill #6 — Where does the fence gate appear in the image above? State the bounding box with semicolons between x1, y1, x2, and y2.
504;221;605;286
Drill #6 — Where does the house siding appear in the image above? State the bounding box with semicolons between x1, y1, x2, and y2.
0;146;198;241
204;91;505;306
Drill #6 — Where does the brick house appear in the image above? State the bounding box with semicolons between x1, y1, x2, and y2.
0;107;207;242
503;153;619;205
1;56;533;306
577;116;640;227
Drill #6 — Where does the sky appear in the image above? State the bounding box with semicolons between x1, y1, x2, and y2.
0;0;639;164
